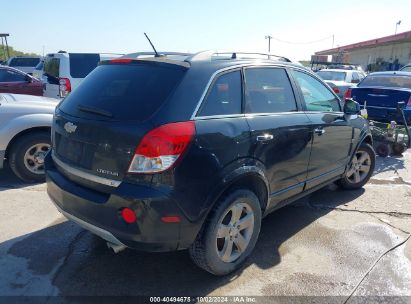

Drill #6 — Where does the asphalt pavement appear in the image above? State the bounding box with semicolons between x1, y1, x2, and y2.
0;153;410;302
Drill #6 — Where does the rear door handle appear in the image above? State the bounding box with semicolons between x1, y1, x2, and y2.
314;128;325;135
256;134;274;142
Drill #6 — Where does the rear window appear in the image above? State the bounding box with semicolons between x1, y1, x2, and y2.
317;71;346;81
59;63;186;121
358;75;411;89
9;57;40;67
69;53;100;78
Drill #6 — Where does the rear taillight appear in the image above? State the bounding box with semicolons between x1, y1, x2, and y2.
408;96;411;107
59;78;71;97
332;87;340;94
128;121;196;173
343;88;352;100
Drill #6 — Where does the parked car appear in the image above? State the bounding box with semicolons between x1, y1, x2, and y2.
42;52;123;99
400;64;411;72
0;93;59;182
317;69;366;98
6;56;41;75
45;51;375;276
0;66;43;96
32;59;44;80
346;71;411;124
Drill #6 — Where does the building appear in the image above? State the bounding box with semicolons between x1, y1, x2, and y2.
315;31;411;72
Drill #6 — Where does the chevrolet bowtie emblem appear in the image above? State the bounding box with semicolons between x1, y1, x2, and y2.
64;122;77;133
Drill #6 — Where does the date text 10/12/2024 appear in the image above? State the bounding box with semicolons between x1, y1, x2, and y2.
149;297;257;303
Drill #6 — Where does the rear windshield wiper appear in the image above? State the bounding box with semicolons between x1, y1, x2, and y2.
77;104;113;118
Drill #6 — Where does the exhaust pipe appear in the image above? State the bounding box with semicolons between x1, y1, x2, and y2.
107;242;127;254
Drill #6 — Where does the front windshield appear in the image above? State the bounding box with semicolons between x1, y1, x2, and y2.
317;71;346;81
401;66;411;72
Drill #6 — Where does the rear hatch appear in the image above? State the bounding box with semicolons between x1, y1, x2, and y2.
52;60;187;191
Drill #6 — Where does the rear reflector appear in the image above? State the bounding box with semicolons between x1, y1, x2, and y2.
128;121;196;173
121;208;137;224
161;216;181;223
343;88;352;100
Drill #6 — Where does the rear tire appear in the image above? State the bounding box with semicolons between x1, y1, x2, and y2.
189;189;262;276
338;143;375;190
9;131;51;183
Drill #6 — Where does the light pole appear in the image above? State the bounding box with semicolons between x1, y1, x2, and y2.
265;35;272;53
395;20;401;34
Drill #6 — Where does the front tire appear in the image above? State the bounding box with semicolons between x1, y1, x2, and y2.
189;189;262;276
9;131;51;183
338;143;375;190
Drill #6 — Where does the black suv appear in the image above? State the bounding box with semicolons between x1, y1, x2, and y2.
45;51;375;275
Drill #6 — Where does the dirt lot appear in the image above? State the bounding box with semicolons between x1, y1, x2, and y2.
0;153;410;301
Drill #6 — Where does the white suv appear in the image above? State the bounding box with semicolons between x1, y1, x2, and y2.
42;52;123;99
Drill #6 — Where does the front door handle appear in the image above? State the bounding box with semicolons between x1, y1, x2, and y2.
314;128;325;135
256;134;274;142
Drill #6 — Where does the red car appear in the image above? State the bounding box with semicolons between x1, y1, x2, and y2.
0;66;43;96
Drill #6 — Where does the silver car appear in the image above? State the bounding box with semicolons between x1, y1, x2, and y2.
0;93;58;182
317;69;366;98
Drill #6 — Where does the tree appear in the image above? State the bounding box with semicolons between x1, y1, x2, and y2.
0;46;40;62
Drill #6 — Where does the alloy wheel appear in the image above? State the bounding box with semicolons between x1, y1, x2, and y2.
346;150;372;184
216;202;255;263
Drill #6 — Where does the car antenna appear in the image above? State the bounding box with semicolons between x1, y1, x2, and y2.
144;33;160;57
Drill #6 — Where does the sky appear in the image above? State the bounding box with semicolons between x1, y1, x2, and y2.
1;0;410;61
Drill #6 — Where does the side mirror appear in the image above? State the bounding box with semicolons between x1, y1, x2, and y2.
343;98;361;115
25;75;32;83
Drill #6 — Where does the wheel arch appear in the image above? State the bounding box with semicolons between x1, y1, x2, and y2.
5;127;51;159
206;162;270;216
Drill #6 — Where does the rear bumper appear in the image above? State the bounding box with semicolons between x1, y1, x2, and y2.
366;106;411;124
45;152;200;252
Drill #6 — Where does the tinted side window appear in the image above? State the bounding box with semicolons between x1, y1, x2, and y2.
0;70;8;82
198;71;242;116
69;53;100;78
244;68;296;113
2;70;25;82
351;72;360;83
292;70;341;112
9;57;40;67
44;58;60;78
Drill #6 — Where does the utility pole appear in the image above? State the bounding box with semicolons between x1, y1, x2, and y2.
395;20;401;34
0;33;10;60
332;34;335;48
265;35;272;53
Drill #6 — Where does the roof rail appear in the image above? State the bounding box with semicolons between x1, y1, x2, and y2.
121;52;192;59
188;50;291;62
